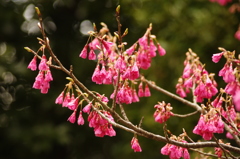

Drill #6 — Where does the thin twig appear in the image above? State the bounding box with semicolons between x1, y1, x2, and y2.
142;77;202;112
173;110;199;118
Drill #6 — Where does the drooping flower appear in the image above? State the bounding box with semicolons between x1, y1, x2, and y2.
55;91;64;104
131;137;142;152
157;43;166;56
67;110;76;123
88;48;96;60
82;102;92;114
144;84;151;97
138;82;144;97
77;111;84;125
92;65;102;84
27;56;37;71
38;54;48;71
129;62;139;80
212;52;223;63
79;44;88;59
126;43;137;55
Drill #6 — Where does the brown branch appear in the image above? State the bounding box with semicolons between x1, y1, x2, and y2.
173;110;199;118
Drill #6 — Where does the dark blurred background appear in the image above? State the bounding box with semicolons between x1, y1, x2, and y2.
0;0;239;158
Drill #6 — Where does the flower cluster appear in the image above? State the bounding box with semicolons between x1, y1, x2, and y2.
209;0;232;6
28;54;53;94
55;82;116;137
161;136;190;159
88;110;116;137
193;107;224;140
212;49;240;111
153;101;174;124
79;24;165;104
176;49;218;102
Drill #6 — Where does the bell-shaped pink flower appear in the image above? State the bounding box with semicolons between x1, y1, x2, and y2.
79;44;88;59
138;82;144;97
88;49;96;60
144;84;151;97
28;56;37;71
212;52;223;63
67;110;76;123
77;111;84;125
38;54;48;71
148;39;157;57
45;69;53;82
92;65;102;84
129;62;139;80
55;91;64;104
131;137;142;152
157;43;166;56
62;92;71;107
126;43;137;55
82;102;92;114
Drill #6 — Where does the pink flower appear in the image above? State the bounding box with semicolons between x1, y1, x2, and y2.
144;84;151;97
176;83;187;98
40;79;50;94
219;63;235;83
45;69;53;82
212;52;223;63
27;56;37;71
138;35;148;50
67;111;76;123
131;137;142;152
126;43;137;55
33;71;44;89
114;85;133;104
138;82;144;97
157;43;166;56
38;54;48;71
62;92;71;107
55;91;64;104
137;51;151;69
92;65;102;84
132;89;140;102
66;97;79;110
77;111;84;125
148;39;157;57
103;69;113;84
101;40;113;55
88;48;96;60
115;55;127;72
182;63;192;79
89;38;100;50
82;102;92;114
79;44;88;59
129;62;139;80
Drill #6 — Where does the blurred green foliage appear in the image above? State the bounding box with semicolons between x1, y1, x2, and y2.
0;0;239;158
